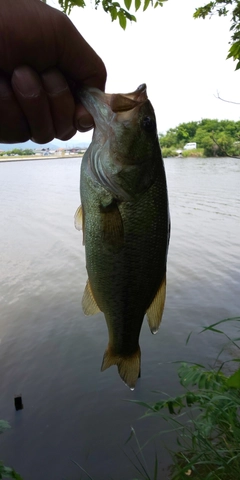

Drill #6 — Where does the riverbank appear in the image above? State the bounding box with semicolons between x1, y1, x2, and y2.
0;154;83;163
161;147;204;158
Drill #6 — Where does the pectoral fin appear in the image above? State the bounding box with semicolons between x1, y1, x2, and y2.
82;279;101;315
74;206;82;231
74;205;85;245
100;201;124;250
146;274;166;334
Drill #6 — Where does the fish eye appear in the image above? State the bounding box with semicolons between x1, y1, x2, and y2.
142;116;156;132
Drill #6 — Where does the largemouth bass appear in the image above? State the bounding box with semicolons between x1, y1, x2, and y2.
75;84;170;389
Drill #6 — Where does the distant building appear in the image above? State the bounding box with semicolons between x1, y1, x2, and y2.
183;142;197;150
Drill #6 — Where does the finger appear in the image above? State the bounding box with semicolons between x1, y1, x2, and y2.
74;103;94;133
11;65;55;144
0;73;30;143
41;68;76;141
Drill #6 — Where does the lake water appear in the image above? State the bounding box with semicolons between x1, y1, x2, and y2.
0;157;239;480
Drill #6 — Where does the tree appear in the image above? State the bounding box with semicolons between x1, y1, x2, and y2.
159;128;178;148
194;1;240;70
54;0;240;69
160;119;240;157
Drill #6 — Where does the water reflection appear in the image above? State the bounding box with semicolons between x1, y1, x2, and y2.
0;157;239;479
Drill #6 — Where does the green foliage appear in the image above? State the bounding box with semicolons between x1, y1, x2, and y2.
159;119;240;157
57;0;168;28
132;317;240;480
181;149;203;158
161;146;179;158
0;149;35;157
56;0;240;67
0;464;23;480
0;421;10;434
194;1;240;70
0;422;23;479
10;149;35;156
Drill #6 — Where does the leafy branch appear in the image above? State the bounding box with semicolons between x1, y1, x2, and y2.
57;0;168;29
194;1;240;70
211;133;240;158
54;0;240;67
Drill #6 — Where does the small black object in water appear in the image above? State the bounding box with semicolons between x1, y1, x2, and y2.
14;395;23;410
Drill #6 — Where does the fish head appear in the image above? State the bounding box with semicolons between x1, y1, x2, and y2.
79;84;161;198
110;84;159;165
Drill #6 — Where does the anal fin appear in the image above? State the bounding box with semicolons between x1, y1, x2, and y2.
82;279;101;316
101;345;141;390
146;274;166;334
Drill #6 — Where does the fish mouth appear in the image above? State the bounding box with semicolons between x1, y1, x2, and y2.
109;84;148;113
78;84;148;119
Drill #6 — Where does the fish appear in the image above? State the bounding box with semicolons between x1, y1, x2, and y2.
75;84;170;389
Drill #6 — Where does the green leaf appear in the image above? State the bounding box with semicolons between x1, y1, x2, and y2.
110;6;118;21
167;401;175;414
185;331;193;345
226;368;240;388
71;460;94;480
143;0;150;11
0;464;23;480
135;0;141;11
118;10;127;29
124;0;132;10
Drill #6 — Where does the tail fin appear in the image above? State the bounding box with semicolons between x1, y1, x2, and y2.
101;346;141;390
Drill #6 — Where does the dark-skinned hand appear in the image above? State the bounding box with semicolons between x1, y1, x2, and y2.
0;0;106;144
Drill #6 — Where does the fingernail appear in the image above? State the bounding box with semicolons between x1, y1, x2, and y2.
77;113;94;131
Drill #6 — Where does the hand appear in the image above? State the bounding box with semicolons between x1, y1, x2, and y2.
0;0;106;144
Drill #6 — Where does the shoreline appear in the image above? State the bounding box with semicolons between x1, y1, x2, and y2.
0;154;83;163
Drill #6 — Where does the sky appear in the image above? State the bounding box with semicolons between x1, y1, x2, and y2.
49;0;240;145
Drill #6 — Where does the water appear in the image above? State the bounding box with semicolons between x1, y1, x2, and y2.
0;157;239;479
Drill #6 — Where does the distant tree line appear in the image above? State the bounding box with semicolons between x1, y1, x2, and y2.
0;148;35;156
159;119;240;157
